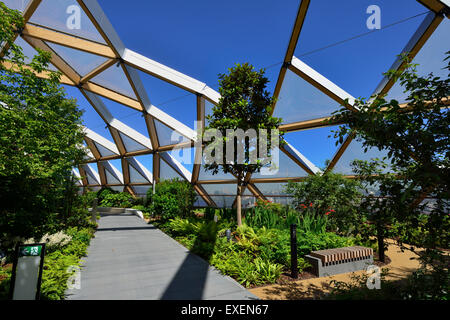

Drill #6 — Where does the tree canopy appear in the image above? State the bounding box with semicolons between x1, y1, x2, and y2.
0;3;86;248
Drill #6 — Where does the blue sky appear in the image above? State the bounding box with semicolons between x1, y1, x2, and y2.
57;0;437;170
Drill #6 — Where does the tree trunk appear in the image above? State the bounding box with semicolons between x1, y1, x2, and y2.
236;178;243;227
377;223;385;263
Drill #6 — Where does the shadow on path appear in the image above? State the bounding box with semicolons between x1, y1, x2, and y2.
160;221;218;300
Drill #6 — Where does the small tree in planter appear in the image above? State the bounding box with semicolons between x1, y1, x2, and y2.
203;63;283;226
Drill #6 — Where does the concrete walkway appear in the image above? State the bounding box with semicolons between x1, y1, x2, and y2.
66;213;257;300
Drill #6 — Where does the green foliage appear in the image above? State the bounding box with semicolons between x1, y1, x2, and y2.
285;172;364;235
203;63;283;179
0;227;94;300
0;3;86;249
40;227;93;300
244;203;282;229
96;187;118;204
147;178;196;220
329;53;450;264
160;214;360;288
100;192;133;208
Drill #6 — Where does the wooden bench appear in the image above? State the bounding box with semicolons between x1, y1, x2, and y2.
305;246;374;277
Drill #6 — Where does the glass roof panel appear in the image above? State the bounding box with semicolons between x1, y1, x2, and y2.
132;154;153;174
99;97;148;138
30;0;106;43
129;165;149;183
10;36;56;71
294;0;428;98
251;148;309;179
210;195;235;208
45;42;108;76
3;0;31;12
201;183;237;196
168;147;194;174
284;126;340;170
332;138;393;175
85;164;99;185
118;132;147;152
90;64;137;99
137;68;197;129
160;159;183;181
194;194;208;207
253;183;289;196
132;185;151;197
198;158;236;181
110;186;124;192
273;69;341;124
154;119;190;147
385;18;450;103
105;169;120;185
93;142;115;157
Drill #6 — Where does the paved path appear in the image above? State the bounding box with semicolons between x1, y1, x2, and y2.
66;213;257;300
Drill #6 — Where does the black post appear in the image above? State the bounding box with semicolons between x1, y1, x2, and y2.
290;224;298;279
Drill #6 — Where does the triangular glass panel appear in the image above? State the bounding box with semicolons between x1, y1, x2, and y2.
331;138;393;176
84;164;99;185
154;119;190;147
251;148;309;179
273;69;341;124
8;37;57;71
93;142;116;157
3;0;31;12
118;132;147;152
132;185;152;197
62;85;114;141
294;0;427;98
105;168;121;185
160;159;183;181
209;196;235;208
29;0;106;44
129;165;149;183
284;126;340;170
201;183;237;196
253;182;289;196
194;193;208;207
99;97;149;138
136;68;196;129
168;147;194;174
385;19;450;104
45;42;108;76
197;157;236;182
110;186;124;192
90;64;136;99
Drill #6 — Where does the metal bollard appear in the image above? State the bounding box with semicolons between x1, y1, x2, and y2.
225;229;231;242
290;224;298;279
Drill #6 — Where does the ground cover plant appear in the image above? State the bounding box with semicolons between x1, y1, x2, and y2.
153;192;369;288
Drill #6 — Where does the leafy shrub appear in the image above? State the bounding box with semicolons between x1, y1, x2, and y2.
285;172;364;235
40;227;94;300
147;179;196;220
96;187;118;204
100;192;133;208
244;205;281;229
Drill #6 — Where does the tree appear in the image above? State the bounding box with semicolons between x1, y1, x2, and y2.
329;52;450;262
203;63;283;226
285;172;364;236
146;178;196;220
0;3;86;250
